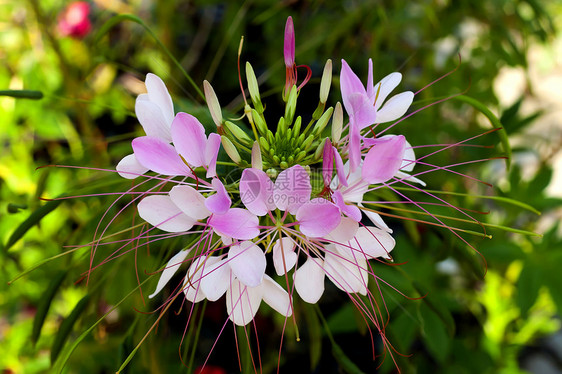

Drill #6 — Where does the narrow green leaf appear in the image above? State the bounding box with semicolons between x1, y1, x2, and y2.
331;343;366;374
4;199;63;252
50;294;91;363
418;303;450;363
454;95;512;169
413;282;455;336
31;270;67;344
51;278;151;373
516;264;542;316
0;89;43;99
304;303;322;370
94;14;204;101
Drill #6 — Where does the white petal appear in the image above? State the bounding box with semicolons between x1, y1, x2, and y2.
145;73;174;125
200;258;230;301
324;216;359;243
135;98;172;141
372;72;402;111
183;256;211;303
169;185;210;220
149;249;190;299
226;277;263;326
116;153;149;179
294;257;325;304
138;195;195;232
324;247;368;295
395;171;426;187
272;237;297;276
338;226;396;259
359;203;393;233
228;241;266;287
261;275;292;317
400;139;416;172
376;91;414;123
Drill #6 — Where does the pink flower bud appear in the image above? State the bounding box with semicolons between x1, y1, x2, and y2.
58;1;91;39
283;16;295;68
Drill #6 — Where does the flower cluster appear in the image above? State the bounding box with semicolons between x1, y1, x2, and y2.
115;17;422;328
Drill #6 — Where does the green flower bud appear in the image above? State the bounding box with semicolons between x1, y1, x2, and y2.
267;130;275;144
251;109;268;135
280;161;289;169
251;141;263;170
221;135;241;164
312;106;333;135
331;102;343;144
245;62;264;113
320;59;332;104
203;80;223;128
277;117;287;137
224;121;252;145
314;137;329;160
259;136;270;152
294;150;307;162
266;168;278;179
302;134;315;151
284;85;298;127
293;116;302;137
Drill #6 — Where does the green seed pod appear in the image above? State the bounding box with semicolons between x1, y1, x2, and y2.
246;62;264;113
331;102;343;144
284;85;298;127
252;109;268;135
221;135;241;164
312;106;333;135
224;121;252;145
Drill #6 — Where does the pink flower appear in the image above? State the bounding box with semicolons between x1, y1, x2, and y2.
58;1;91;39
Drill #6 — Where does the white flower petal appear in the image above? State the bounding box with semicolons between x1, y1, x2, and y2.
138;195;195;232
261;275;292;317
226;277;263;326
376;91;414;123
116;153;149;179
145;73;174;125
228;241;266;287
272;237;297;276
135;98;172;141
324;247;368;295
200;258;230;301
294;257;325;304
169;185;210;220
149;249;191;299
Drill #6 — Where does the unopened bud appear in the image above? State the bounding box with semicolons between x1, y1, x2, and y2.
331;102;343;143
277;117;287;137
245;62;264;113
293;116;302;136
251;109;268;135
203;80;223;128
314;137;329;160
284;85;298;126
251;141;263;170
224;121;252;145
319;59;332;104
221;135;241;164
312;106;333;135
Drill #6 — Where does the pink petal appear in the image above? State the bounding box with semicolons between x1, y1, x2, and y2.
366;59;375;98
205;178;231;215
273;165;311;214
272;237;297;276
226;276;263;326
376;91;414;123
208;208;260;240
116;153;148;179
296;198;341;238
332;190;361;222
199;258;230;301
340;60;367;114
138;195;195;232
362;135;406;184
283;17;295;67
348;120;361;173
348;92;377;129
240;168;275;216
170;112;207;168
261;275;292;317
145;73;174;125
132;136;192;176
333;146;348;187
149;249;190;299
169;185;210;220
135;97;172;141
228;241;266;287
205;133;221;178
372;72;403;111
294;257;325;304
324;246;368;295
322;139;334;187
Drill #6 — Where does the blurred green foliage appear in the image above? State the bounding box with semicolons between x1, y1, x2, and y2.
1;0;561;373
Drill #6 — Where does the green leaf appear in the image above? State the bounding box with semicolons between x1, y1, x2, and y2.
304;303;322;370
50;294;91;363
332;342;366;374
516;264;542;316
418;303;450;363
453;95;512;170
413;282;455;336
31;270;67;344
0;89;43;99
4;199;63;252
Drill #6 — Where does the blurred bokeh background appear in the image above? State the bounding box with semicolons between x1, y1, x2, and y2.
1;0;562;373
